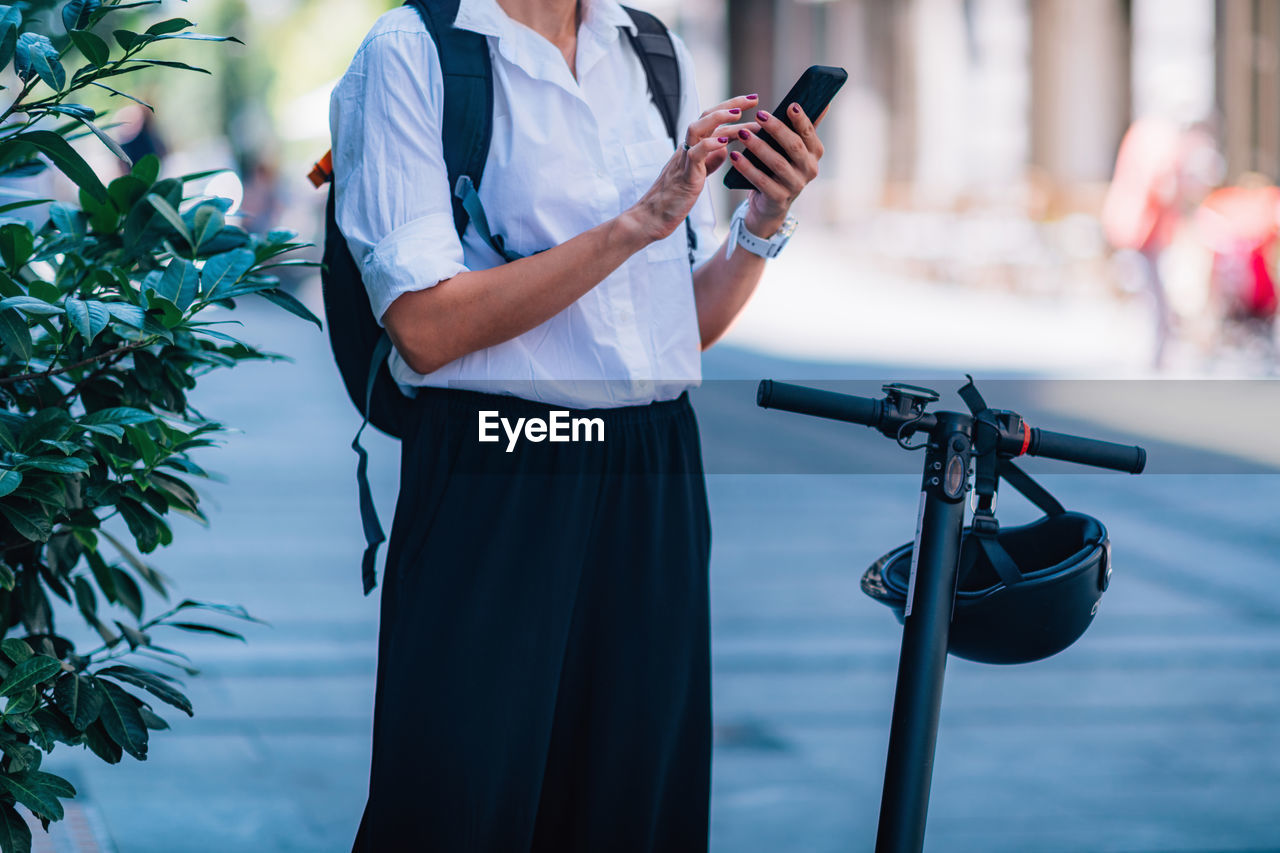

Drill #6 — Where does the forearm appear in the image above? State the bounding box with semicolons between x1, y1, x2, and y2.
383;213;650;375
692;210;787;349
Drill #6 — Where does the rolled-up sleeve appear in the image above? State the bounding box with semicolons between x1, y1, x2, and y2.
670;32;720;271
329;18;469;324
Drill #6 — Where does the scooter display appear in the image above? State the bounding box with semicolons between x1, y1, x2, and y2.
756;377;1147;853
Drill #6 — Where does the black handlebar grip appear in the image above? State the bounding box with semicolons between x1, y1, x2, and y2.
757;380;881;427
1029;428;1147;474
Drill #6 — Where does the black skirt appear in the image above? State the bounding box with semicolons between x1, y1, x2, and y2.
352;387;712;852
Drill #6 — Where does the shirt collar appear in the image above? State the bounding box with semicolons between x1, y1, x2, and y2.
452;0;638;40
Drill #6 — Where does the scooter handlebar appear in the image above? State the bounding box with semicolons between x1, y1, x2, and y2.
1027;428;1147;474
757;380;882;427
757;380;1148;475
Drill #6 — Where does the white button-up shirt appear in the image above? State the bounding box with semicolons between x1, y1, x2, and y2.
329;0;718;408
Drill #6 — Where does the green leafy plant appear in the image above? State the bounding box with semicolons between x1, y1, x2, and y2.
0;2;318;848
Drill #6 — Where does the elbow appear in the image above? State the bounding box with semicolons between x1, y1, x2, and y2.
382;289;458;376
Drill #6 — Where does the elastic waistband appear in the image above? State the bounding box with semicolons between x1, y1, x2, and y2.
411;386;693;427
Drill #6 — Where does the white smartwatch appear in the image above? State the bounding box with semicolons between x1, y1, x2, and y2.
725;200;798;260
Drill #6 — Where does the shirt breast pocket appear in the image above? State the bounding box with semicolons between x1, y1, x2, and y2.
623;139;686;263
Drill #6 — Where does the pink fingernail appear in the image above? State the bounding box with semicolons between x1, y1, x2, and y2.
757;110;771;122
729;108;741;115
747;93;759;100
790;103;801;114
738;129;750;140
718;136;728;143
730;151;741;161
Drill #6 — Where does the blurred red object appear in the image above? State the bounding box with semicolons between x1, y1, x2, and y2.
1195;186;1280;319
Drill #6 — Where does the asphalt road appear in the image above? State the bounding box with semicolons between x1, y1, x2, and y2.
36;293;1280;853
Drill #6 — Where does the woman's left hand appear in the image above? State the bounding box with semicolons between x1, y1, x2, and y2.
728;102;827;236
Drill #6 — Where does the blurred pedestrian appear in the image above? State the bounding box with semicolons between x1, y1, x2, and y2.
1102;116;1182;368
331;0;827;850
1103;117;1222;369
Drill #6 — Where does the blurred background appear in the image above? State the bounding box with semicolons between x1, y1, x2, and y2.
13;0;1280;851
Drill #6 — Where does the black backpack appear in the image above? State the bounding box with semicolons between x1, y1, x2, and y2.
316;0;694;594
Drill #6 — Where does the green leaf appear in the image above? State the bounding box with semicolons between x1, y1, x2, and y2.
111;567;143;619
107;174;147;213
62;0;101;32
145;293;183;328
144;194;192;250
0;6;21;40
99;530;166;598
53;673;103;730
124;58;209;74
18;408;72;449
152;33;241;44
0;770;76;823
3;688;38;716
82;407;155;427
19;456;89;474
0;801;32;853
258;288;321;329
0;308;31;361
0;740;40;774
163;621;245;642
0;640;30;664
0;198;52;216
103;301;144;328
145;17;193;35
69;29;109;67
156;258;198;310
0;223;33;270
24;280;58;303
84;721;121;764
0;296;60;316
0;562;14;592
132;153;160;185
191;205;224;253
64;298;111;343
111;29;139;51
138;706;168;730
11;131;108;204
202;248;255;297
0;655;62;697
14;33;64;91
97;665;190;716
0;469;20;498
43;103;94;120
49;202;87;241
0;28;16;76
85;550;116;604
93;679;147;760
113;620;146;650
0;504;51;542
74;116;132;167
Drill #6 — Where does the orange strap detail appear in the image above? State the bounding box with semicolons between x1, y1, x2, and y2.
308;151;333;188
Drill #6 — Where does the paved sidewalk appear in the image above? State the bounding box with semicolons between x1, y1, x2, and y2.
29;262;1280;851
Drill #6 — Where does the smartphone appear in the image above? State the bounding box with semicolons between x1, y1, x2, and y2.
724;65;848;191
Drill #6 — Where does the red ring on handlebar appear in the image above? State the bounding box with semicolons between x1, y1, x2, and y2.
1018;422;1031;456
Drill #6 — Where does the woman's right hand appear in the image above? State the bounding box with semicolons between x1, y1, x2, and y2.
622;94;761;244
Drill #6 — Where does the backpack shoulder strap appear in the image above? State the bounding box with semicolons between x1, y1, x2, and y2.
621;6;681;145
405;0;493;239
620;7;698;265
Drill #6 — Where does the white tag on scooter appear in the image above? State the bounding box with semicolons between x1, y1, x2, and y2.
904;491;926;619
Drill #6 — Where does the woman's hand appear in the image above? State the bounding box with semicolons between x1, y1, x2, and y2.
729;102;827;236
622;94;761;244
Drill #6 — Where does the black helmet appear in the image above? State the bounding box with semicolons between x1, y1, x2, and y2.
861;511;1111;665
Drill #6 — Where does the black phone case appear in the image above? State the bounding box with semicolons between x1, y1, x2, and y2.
724;65;848;191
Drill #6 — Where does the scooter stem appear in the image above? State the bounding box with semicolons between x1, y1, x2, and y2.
875;412;972;853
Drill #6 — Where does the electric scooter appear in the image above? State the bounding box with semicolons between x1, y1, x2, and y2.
756;378;1147;853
